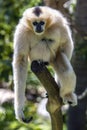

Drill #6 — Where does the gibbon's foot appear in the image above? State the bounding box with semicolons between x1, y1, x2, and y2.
44;61;49;66
22;116;33;123
46;93;49;98
63;93;77;106
31;60;49;73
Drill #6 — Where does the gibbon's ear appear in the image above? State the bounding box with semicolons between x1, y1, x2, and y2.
22;9;34;31
45;17;53;29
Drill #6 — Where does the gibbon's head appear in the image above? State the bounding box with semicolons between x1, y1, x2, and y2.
23;6;63;35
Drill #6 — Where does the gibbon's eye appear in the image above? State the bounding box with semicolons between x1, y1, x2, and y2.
40;21;45;25
33;21;38;26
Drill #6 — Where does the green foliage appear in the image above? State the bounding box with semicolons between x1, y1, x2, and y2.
0;0;41;81
0;102;68;130
0;102;51;130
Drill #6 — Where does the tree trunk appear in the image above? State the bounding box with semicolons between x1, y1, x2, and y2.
43;0;69;15
75;0;87;36
31;61;63;130
67;0;87;130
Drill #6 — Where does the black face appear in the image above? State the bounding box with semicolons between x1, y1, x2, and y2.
33;21;45;33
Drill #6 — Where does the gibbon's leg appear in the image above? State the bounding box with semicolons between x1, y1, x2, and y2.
52;52;77;106
13;53;32;123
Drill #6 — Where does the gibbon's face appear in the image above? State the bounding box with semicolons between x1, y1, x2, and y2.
32;20;46;35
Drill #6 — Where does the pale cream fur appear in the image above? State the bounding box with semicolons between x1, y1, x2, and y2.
13;6;77;123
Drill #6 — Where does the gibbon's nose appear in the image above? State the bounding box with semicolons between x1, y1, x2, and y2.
36;25;43;33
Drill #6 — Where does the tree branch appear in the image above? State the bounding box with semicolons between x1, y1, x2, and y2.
31;61;63;130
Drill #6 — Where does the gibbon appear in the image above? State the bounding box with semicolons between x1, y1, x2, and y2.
13;6;77;123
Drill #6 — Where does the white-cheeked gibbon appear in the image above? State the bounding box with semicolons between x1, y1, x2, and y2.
13;6;77;123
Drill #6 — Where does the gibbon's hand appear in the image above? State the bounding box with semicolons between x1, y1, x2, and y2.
31;60;49;73
22;116;33;123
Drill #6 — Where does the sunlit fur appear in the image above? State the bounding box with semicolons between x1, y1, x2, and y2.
13;6;77;123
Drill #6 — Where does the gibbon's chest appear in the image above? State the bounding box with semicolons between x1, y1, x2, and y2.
29;34;60;62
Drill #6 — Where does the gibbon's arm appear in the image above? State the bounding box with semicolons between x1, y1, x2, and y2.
13;25;32;123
